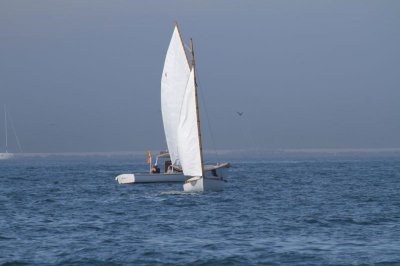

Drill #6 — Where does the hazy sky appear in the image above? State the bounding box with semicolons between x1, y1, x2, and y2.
1;0;399;153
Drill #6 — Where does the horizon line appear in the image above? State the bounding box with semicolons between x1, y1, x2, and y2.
6;147;400;157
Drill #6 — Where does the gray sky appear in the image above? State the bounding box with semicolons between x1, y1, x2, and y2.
1;0;399;153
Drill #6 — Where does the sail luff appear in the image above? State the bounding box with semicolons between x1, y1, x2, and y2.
190;38;204;177
175;22;190;68
176;69;203;177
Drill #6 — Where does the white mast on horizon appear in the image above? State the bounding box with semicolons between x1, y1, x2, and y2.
4;104;8;153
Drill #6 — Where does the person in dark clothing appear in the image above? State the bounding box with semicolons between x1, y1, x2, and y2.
151;165;160;174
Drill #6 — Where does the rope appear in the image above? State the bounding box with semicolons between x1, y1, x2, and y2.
195;68;221;163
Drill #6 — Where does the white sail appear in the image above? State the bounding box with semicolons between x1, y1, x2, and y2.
161;25;191;166
177;69;202;177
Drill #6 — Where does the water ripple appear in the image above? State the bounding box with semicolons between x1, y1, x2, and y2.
1;158;400;265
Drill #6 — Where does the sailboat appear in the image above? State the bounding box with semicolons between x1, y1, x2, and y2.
159;23;230;192
115;23;229;188
175;28;229;192
0;105;14;160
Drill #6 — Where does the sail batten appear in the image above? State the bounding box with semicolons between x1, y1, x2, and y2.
161;25;191;165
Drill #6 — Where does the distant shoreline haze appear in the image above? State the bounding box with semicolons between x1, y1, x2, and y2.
8;148;400;161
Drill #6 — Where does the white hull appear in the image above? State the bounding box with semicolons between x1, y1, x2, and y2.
0;153;13;160
183;163;229;192
183;176;224;192
115;173;188;184
115;162;230;185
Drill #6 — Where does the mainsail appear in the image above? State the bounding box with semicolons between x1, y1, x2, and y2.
161;25;191;166
177;69;203;177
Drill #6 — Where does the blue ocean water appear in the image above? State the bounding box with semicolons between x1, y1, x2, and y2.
1;157;400;265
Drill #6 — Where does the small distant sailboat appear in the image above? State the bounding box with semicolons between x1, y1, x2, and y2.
0;105;14;160
115;23;229;189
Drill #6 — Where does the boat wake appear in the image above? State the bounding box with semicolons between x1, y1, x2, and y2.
160;190;188;196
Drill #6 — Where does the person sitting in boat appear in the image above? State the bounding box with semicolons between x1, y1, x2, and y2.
164;160;172;173
151;164;160;174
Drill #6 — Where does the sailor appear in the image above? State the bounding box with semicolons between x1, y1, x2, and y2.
151;164;160;174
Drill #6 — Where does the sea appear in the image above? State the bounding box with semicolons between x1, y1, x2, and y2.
1;155;400;265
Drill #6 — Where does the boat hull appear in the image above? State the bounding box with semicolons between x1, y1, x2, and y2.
0;153;13;160
183;163;229;192
183;176;224;192
115;162;230;186
115;173;188;184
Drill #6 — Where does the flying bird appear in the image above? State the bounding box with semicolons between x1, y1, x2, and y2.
236;111;244;116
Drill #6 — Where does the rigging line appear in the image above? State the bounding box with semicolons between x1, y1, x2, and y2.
7;113;23;152
184;42;191;54
194;68;221;163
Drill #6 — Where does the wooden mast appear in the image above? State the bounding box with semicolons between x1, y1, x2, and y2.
190;38;204;177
